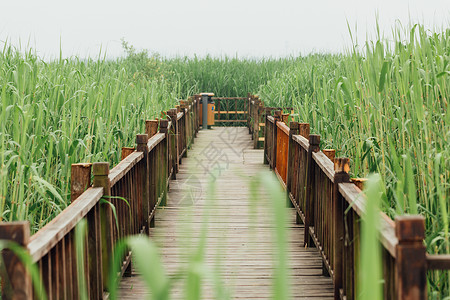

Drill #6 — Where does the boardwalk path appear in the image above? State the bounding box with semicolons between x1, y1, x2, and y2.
119;127;333;299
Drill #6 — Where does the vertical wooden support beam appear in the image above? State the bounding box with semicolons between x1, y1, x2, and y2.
72;163;101;297
286;121;299;207
247;93;252;134
253;101;259;148
159;119;169;206
189;99;195;144
257;103;264;149
136;134;150;229
332;157;350;298
195;94;201;134
304;134;320;247
0;222;31;300
263;109;270;165
71;163;92;201
167;108;179;175
299;123;310;140
395;216;427;300
322;149;335;162
272;111;282;170
145;120;158;139
282;113;289;124
92;162;113;292
173;107;180;173
180;101;188;157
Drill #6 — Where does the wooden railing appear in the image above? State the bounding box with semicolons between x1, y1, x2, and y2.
0;97;200;299
263;108;450;300
213;97;248;125
248;94;293;150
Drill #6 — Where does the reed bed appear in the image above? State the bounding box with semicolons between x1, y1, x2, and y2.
259;25;449;295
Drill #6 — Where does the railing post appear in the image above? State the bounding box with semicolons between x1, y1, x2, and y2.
253;102;259;149
247;93;252;134
332;157;350;298
92;162;113;291
272;111;282;170
167;108;179;175
159;119;169;206
304;134;320;247
395;216;427;300
121;147;135;160
180;101;188;157
263;108;270;165
286;121;299;207
71;163;92;201
136;134;150;229
0;221;32;300
299;123;310;141
72;164;102;297
195;94;201;134
322;149;335;162
145;120;158;139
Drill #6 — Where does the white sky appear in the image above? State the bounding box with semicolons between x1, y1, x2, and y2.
1;0;449;59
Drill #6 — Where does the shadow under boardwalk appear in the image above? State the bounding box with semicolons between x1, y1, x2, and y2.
119;127;333;299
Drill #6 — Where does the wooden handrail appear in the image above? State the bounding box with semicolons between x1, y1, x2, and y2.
276;120;289;135
427;254;450;270
1;96;199;299
28;187;104;262
256;91;447;300
292;134;309;150
312;151;334;182
109;151;144;186
211;97;247;100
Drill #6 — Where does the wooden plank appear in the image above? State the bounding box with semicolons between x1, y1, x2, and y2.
212;97;247;100
338;182;398;258
109;151;144;186
70;163;92;201
176;112;184;120
118;127;333;299
28;188;103;262
0;222;32;299
427;254;450;270
293;134;309;150
215;119;248;123
147;133;165;152
276;120;290;135
214;111;247;114
312;151;335;183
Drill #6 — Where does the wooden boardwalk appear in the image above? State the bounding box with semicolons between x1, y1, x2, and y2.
119;127;333;299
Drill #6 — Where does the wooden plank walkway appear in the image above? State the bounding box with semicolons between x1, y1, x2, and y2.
119;127;333;299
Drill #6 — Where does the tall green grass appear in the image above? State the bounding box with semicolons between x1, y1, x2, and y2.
0;45;178;231
0;42;297;232
259;24;449;295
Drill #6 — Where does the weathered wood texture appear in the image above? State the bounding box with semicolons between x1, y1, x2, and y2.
264;112;441;299
118;127;334;299
1;97;199;300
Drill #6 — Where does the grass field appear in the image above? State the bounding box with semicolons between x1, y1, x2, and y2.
258;25;449;295
0;24;448;297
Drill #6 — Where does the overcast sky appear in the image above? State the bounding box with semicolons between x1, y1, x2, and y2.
1;0;449;59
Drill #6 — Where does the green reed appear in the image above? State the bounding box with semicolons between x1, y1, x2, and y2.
258;24;449;296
